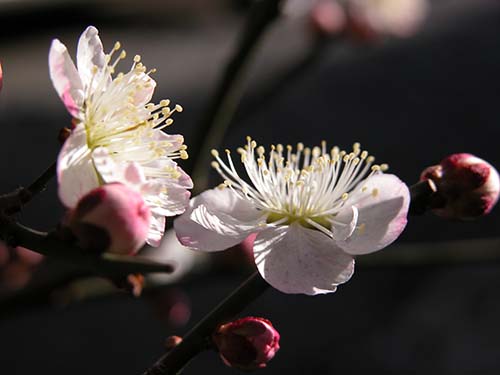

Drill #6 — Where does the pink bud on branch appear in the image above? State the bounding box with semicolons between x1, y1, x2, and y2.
212;316;280;371
69;183;151;254
421;153;500;219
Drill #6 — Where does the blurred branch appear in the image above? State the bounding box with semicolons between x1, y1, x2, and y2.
189;0;281;194
142;271;269;375
0;216;175;278
409;179;437;215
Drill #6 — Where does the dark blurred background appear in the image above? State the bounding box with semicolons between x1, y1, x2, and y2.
1;0;500;373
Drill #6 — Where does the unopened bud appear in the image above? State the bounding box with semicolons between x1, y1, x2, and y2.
69;183;151;254
309;0;347;37
212;317;280;371
0;62;3;92
420;153;500;219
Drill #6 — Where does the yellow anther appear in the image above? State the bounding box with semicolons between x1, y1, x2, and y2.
246;136;252;142
120;50;127;59
251;140;257;149
114;41;121;50
225;149;231;154
360;151;368;159
361;186;368;192
175;104;183;113
358;223;366;235
304;147;311;155
341;193;349;200
134;55;141;63
372;188;379;197
237;147;245;154
217;183;226;190
257;146;265;156
297;142;304;151
277;144;284;153
367;156;375;163
165;119;174;126
353;142;360;150
160;99;170;107
343;155;350;162
371;165;381;172
287;144;292;151
380;163;389;171
211;149;219;157
211;161;219;169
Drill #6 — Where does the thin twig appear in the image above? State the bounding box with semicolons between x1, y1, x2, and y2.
142;271;269;375
1;161;57;214
0;217;175;278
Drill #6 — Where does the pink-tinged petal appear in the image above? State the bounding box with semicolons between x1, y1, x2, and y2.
76;26;108;89
123;162;146;185
254;223;355;295
49;39;83;117
57;124;99;208
338;174;410;255
174;188;264;252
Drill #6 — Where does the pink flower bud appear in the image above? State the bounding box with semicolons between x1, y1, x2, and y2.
309;0;347;37
69;183;151;255
212;317;280;371
420;153;500;219
0;62;3;92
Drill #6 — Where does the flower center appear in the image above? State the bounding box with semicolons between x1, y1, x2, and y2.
211;137;388;235
78;41;188;164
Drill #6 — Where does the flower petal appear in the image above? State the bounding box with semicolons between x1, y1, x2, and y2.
331;205;358;241
174;188;264;252
338;174;410;255
253;223;355;295
57;124;100;207
76;26;108;89
49;39;84;117
147;214;166;247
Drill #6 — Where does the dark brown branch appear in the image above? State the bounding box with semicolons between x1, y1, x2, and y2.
142;271;269;375
1;161;57;214
0;217;174;278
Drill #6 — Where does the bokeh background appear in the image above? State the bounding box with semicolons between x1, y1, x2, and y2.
1;0;500;373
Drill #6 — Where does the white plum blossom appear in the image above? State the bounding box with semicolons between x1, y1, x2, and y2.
175;138;410;295
49;26;192;246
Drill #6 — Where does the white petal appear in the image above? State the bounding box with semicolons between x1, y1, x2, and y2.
254;223;355;295
147;214;165;247
49;39;84;117
76;26;109;90
331;205;358;241
57;124;99;208
338;174;410;255
124;71;156;106
91;147;122;183
174;188;264;252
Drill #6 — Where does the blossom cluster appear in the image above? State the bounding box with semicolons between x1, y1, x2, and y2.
47;26;410;295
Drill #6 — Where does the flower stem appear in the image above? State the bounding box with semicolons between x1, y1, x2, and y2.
409;179;437;215
0;161;57;214
0;216;175;278
189;0;281;194
142;271;270;375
